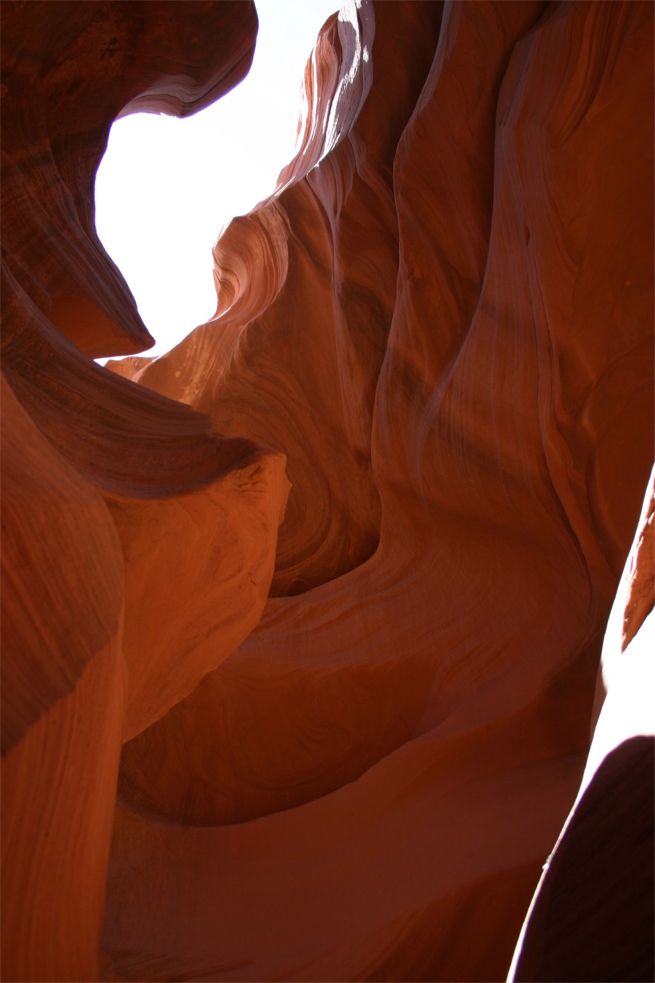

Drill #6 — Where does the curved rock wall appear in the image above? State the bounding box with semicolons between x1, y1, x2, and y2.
1;3;290;981
107;2;653;981
509;467;655;981
1;0;258;357
2;1;653;981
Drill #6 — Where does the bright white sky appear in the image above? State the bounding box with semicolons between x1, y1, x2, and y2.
95;0;340;358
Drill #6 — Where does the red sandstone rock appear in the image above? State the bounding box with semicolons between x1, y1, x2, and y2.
2;1;653;982
2;4;291;981
107;2;653;981
509;469;654;981
2;378;125;980
1;0;258;357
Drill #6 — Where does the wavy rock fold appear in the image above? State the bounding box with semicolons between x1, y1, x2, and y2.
2;1;653;981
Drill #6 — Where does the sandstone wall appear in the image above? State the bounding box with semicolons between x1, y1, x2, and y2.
2;1;653;981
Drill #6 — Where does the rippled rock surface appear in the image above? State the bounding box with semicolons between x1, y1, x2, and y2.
3;1;653;981
2;4;289;981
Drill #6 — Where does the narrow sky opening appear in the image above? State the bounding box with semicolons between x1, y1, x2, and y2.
95;0;340;359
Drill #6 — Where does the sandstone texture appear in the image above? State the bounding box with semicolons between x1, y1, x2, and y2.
509;468;655;981
2;1;654;982
2;3;289;980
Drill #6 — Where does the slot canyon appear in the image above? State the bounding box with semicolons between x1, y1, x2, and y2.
1;1;653;981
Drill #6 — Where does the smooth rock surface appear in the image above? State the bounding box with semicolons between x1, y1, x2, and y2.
107;2;653;981
2;3;290;980
1;0;258;357
509;468;655;982
2;0;653;981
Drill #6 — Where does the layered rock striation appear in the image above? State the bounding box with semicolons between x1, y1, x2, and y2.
2;3;289;981
107;1;653;980
509;467;655;981
2;1;653;981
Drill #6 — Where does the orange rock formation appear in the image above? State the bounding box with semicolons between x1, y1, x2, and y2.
2;1;653;982
2;3;287;980
509;467;655;981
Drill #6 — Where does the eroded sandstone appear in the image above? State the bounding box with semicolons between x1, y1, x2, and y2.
2;1;653;981
1;3;290;980
108;2;653;981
